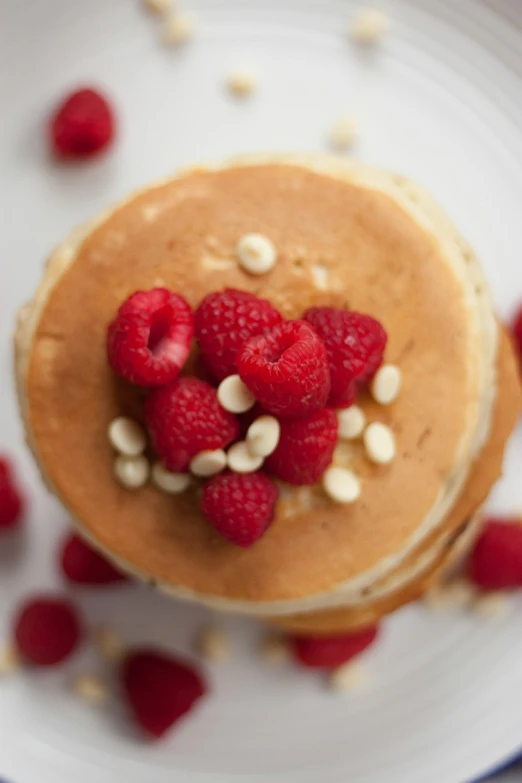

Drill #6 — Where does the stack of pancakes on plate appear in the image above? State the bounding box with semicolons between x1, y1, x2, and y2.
15;156;521;634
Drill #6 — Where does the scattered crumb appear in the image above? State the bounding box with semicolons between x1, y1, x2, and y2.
196;626;230;662
329;661;367;692
350;8;389;45
329;117;358;152
259;634;290;666
72;673;109;705
162;12;196;45
310;263;330;290
227;69;257;98
0;644;22;676
423;579;476;611
473;592;511;618
93;627;126;663
201;254;235;271
143;0;173;14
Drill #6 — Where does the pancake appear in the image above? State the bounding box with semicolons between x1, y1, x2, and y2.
15;156;513;616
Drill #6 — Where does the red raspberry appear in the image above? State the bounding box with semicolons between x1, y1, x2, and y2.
237;320;330;418
201;471;279;547
468;518;522;590
304;307;387;407
194;289;283;381
108;288;194;387
122;649;207;739
265;408;338;485
145;377;239;472
60;533;128;585
14;596;82;666
512;306;522;366
50;87;115;158
290;626;380;669
0;456;24;530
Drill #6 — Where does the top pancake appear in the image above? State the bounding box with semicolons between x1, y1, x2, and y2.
16;157;500;612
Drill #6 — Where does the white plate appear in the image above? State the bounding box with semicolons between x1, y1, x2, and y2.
1;0;521;781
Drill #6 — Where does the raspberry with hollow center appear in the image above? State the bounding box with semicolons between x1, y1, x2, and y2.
121;648;207;739
468;518;522;590
304;307;387;407
108;288;194;387
237;320;331;418
201;471;279;547
265;408;338;485
290;626;380;668
14;596;83;666
50;87;115;158
145;377;240;472
60;533;128;585
194;288;283;381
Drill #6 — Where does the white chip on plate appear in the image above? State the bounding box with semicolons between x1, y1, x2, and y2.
190;449;227;477
227;441;264;473
236;233;277;275
217;374;256;413
322;466;361;503
370;364;402;405
108;417;147;457
337;405;366;439
363;422;396;464
114;455;150;489
246;415;281;457
151;461;191;493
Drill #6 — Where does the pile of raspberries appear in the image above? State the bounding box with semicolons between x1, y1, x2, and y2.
107;287;387;547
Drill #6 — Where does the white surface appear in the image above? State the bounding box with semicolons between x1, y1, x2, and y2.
0;0;522;782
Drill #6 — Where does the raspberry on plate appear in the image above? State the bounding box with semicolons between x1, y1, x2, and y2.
14;596;83;666
122;648;207;739
290;626;379;668
194;288;283;381
512;306;522;366
201;471;279;547
304;307;387;407
265;408;338;485
468;518;522;590
50;87;115;158
60;533;128;585
237;320;331;418
0;455;24;530
108;288;194;387
145;377;240;472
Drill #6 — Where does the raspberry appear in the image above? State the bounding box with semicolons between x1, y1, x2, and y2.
194;289;283;381
237;320;331;418
50;87;115;158
121;649;207;739
14;596;82;666
108;288;194;387
60;533;128;585
265;408;338;485
201;471;279;547
468;518;522;590
0;456;24;530
304;307;387;407
512;306;522;366
290;626;380;669
145;377;239;471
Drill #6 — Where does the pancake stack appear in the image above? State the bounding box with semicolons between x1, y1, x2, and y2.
15;156;521;635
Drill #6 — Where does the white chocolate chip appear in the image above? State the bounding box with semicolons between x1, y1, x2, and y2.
0;643;22;676
322;466;361;504
473;592;511;618
93;627;126;663
143;0;172;14
370;364;402;405
259;635;290;666
329;117;358;151
338;405;366;440
190;449;227;477
227;69;257;97
217;374;256;414
363;422;396;464
195;626;230;662
423;580;476;611
162;12;196;45
151;461;191;493
72;673;109;705
108;417;147;457
227;441;264;474
329;661;367;692
350;8;389;45
114;455;150;489
246;415;281;458
236;233;276;275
